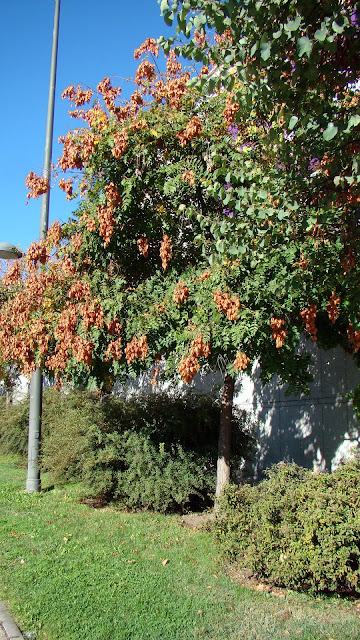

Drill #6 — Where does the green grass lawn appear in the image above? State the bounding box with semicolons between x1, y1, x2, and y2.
0;455;359;640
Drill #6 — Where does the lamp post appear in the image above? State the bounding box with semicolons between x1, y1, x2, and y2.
26;0;60;493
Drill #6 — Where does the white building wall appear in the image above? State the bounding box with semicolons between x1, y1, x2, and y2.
233;341;360;478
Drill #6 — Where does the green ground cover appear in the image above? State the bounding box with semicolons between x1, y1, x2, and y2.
0;456;359;640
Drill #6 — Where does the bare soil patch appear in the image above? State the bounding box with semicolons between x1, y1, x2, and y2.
178;512;214;529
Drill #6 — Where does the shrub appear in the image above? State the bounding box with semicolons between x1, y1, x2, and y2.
0;388;255;511
38;388;255;512
108;434;211;512
0;395;29;456
214;459;360;593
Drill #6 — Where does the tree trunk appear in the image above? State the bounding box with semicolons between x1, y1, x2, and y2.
215;373;235;506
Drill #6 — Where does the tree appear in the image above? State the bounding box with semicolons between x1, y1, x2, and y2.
0;21;359;497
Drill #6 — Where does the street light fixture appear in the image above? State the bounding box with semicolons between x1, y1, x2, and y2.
0;243;23;259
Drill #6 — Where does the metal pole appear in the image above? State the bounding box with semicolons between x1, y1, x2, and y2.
26;0;60;492
26;368;43;492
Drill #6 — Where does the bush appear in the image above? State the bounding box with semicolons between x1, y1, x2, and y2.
0;388;255;511
4;387;254;513
214;459;360;593
0;395;29;456
48;408;214;512
113;435;211;512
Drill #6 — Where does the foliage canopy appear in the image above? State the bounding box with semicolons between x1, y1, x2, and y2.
0;5;358;395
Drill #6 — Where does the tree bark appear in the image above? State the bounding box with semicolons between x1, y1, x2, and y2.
215;373;235;505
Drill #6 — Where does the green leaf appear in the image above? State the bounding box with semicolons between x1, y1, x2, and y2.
194;12;207;29
187;76;198;87
225;51;235;64
298;36;312;58
184;22;192;38
332;20;344;34
284;16;302;32
345;176;355;185
212;13;223;31
260;42;271;61
160;0;169;13
314;25;328;41
346;115;360;132
177;13;187;31
287;201;299;211
208;77;216;93
216;239;225;254
163;10;175;26
323;122;338;141
288;115;299;130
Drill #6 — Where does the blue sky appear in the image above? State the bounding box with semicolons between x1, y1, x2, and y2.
0;0;177;253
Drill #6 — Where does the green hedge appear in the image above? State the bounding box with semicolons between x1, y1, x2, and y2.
0;395;29;456
0;389;256;513
214;459;360;594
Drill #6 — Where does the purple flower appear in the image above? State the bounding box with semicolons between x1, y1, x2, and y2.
223;208;234;218
350;11;358;27
228;124;238;140
309;157;320;172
